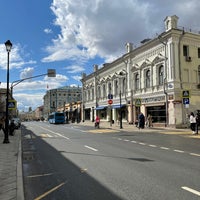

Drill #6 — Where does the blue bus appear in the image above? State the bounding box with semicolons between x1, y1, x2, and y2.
48;112;65;124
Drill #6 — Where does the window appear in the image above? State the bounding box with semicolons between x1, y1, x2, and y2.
135;73;139;90
198;48;200;58
159;65;164;85
97;86;101;99
183;45;189;57
146;70;150;88
122;77;126;94
198;65;200;83
103;84;106;98
108;82;112;94
114;80;118;95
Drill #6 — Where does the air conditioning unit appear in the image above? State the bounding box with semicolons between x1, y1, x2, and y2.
185;56;192;62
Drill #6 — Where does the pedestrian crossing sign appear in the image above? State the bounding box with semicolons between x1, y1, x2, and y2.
182;90;190;98
8;100;17;110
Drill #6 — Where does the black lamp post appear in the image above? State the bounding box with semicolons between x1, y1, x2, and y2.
119;90;123;129
3;40;12;144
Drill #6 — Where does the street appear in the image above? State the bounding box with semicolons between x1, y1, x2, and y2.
21;121;200;200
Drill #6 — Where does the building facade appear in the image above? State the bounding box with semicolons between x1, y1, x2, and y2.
81;15;200;127
43;86;82;119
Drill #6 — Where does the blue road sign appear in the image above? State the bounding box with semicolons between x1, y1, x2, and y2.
182;98;190;104
108;94;113;99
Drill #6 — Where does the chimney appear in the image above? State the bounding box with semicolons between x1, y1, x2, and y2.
164;15;179;32
125;42;133;53
93;64;98;72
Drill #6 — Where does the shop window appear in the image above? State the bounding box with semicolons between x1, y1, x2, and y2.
159;65;164;85
146;70;150;88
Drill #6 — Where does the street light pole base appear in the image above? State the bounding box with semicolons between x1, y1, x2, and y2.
3;139;10;144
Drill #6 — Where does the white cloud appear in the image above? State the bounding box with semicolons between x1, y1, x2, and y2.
42;0;200;65
44;28;53;34
0;43;36;70
14;92;44;112
64;65;85;73
20;67;34;79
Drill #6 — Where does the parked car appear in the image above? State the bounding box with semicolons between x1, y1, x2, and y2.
12;118;21;129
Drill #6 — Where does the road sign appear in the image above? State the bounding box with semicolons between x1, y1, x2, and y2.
8;100;17;110
108;94;113;99
182;98;190;104
108;99;113;104
182;90;190;98
135;98;141;107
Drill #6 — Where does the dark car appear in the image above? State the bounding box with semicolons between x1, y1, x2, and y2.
12;118;21;129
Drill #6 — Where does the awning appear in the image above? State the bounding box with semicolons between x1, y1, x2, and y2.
95;106;107;110
112;104;126;109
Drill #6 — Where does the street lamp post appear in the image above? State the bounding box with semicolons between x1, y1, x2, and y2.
3;40;12;144
119;90;123;129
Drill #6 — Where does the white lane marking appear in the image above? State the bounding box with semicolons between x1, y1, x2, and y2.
190;153;200;157
84;145;98;152
131;140;137;143
149;144;157;147
181;186;200;196
174;149;184;153
118;138;122;140
139;142;146;145
160;147;170;150
124;139;130;142
39;127;70;140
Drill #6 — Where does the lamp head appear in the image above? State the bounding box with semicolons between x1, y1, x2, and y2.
5;40;12;52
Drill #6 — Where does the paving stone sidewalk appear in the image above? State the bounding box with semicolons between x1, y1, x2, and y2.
0;129;24;200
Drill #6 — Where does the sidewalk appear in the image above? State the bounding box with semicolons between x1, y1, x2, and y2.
0;129;24;200
78;120;200;137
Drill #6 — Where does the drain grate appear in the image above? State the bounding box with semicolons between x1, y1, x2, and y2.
23;152;36;161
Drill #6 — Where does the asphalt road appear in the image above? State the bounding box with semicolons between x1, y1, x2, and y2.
22;122;200;200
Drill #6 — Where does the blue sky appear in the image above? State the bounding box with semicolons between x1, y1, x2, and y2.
0;0;200;112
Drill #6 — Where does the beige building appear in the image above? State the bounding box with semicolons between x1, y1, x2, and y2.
43;86;82;119
81;15;200;127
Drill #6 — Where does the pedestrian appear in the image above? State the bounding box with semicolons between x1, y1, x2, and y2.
189;112;196;134
146;114;153;128
95;116;100;128
138;112;145;129
195;110;200;134
0;116;5;133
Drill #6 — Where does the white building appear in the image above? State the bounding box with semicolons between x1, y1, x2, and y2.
81;15;200;127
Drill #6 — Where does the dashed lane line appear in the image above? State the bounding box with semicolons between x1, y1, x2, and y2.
84;145;98;152
182;186;200;197
115;137;200;158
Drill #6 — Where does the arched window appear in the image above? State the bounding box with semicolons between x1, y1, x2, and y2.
97;86;101;99
159;65;164;85
114;80;118;95
108;82;112;94
135;73;139;90
146;70;150;88
103;84;106;98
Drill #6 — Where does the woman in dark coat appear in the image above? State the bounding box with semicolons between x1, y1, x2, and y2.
138;112;145;129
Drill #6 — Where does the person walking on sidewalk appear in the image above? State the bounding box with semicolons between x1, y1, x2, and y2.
189;112;196;134
95;116;100;128
0;116;5;133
